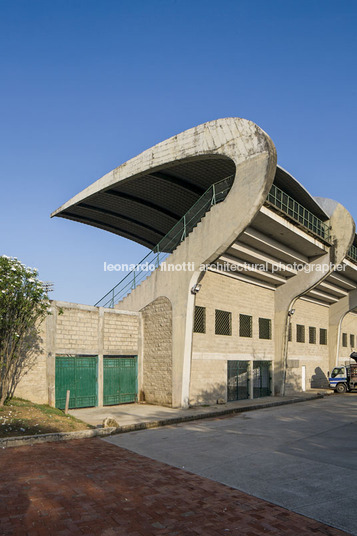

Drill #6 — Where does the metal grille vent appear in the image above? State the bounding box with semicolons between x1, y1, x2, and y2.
193;306;206;333
320;328;327;345
215;309;232;336
297;324;305;343
239;314;252;337
259;318;272;340
309;327;316;344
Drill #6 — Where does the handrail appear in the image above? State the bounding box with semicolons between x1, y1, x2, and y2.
265;184;331;243
95;175;234;308
347;245;357;264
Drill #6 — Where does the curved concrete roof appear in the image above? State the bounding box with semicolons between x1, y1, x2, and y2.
52;118;328;249
274;166;329;221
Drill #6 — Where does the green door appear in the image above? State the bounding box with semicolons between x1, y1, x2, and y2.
253;361;271;398
227;361;249;401
103;356;137;405
55;356;98;409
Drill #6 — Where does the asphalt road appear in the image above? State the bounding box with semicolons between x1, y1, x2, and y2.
105;394;357;535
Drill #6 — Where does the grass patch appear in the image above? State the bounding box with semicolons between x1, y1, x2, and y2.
0;398;92;438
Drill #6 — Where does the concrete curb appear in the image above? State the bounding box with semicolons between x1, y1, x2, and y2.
0;393;325;448
0;426;116;449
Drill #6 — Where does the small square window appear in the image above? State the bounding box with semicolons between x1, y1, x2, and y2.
350;334;355;348
309;327;316;344
215;309;232;336
297;325;305;343
320;328;327;345
239;314;252;337
193;306;206;333
259;318;271;340
342;333;348;347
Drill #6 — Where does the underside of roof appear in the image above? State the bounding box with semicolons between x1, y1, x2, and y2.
52;157;236;249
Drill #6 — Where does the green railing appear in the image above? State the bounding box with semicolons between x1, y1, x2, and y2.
95;175;234;308
347;245;357;263
266;184;331;242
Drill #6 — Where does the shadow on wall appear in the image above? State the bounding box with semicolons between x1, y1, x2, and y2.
190;382;227;406
286;366;329;393
311;367;329;388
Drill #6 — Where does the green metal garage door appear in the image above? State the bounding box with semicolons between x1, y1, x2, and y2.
103;356;137;405
55;356;98;409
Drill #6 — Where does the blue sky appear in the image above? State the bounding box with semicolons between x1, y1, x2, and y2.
1;0;356;304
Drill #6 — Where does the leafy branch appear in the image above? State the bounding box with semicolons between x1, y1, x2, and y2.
0;256;50;405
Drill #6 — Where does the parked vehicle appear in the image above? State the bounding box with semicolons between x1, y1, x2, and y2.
329;352;357;393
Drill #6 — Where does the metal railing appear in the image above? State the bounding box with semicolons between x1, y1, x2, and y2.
95;175;234;308
265;184;331;242
347;245;357;263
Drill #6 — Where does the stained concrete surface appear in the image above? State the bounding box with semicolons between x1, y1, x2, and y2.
69;391;326;427
105;394;357;535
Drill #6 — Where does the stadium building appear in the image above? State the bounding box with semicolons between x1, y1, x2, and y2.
16;118;357;408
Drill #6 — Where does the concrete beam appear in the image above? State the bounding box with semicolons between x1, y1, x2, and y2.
241;227;309;264
208;268;277;291
319;281;349;298
219;254;288;285
229;243;297;275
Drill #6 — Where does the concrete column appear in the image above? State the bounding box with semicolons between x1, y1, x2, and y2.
274;252;329;395
115;118;278;407
174;271;203;407
274;200;355;396
329;289;357;371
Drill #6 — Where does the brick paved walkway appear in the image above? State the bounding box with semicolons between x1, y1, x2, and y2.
0;438;348;536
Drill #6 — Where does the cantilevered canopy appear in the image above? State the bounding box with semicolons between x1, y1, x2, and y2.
52;156;236;249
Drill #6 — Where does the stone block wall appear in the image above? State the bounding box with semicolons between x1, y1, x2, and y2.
141;296;172;406
189;359;226;405
190;270;274;404
193;270;275;358
103;312;138;354
56;307;98;354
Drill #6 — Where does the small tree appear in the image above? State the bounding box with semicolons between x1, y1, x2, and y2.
0;255;50;405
